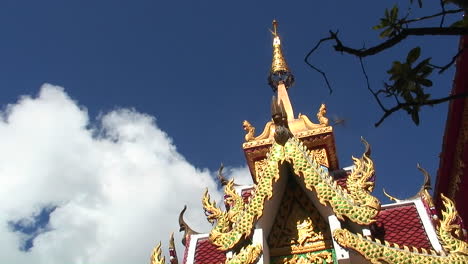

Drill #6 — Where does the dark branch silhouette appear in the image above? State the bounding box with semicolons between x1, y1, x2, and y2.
332;27;468;58
304;35;335;94
303;1;468;127
374;92;468;127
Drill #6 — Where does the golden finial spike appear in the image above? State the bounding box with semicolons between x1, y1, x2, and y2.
272;20;278;36
268;20;294;91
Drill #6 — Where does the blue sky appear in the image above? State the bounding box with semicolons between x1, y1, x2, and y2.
0;1;462;263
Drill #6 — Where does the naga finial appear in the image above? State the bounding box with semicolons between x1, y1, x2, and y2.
150;242;165;264
168;232;178;264
317;103;329;126
382;164;434;204
243;120;256;142
217;163;239;186
178;205;199;246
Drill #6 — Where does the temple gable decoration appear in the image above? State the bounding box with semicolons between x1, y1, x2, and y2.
149;21;468;264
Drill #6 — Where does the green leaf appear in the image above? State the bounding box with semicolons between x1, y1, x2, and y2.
379;28;393;38
406;47;421;64
390;5;399;21
418;79;433;87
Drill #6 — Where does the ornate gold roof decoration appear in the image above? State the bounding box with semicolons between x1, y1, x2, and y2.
383;163;435;206
225;244;263;264
178;206;199;246
332;194;468;264
204;137;380;252
242;103;330;145
150;242;165;264
271;250;334;264
268;20;294;91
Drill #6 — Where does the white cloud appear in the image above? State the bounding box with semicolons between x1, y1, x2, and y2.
0;84;247;264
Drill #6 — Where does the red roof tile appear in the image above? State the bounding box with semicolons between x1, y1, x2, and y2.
372;204;433;250
193;238;226;264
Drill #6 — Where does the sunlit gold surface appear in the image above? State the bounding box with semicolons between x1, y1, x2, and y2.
271;251;334;264
316;104;329;126
268;178;332;256
332;194;468;264
270;20;290;75
439;194;468;254
150;242;165;264
225;244;262;264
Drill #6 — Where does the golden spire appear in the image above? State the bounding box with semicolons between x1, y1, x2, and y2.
268;20;294;91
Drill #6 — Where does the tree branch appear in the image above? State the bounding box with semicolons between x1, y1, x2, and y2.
374;92;468;127
304;34;335;94
359;57;387;111
333;27;468;57
402;8;462;24
430;46;467;73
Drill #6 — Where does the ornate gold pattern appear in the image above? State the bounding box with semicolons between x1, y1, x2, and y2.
150;242;165;264
311;148;329;167
345;138;380;211
270;21;290;76
286;137;380;224
268;177;332;256
332;194;468;264
271;251;334;264
205;137;379;251
225;244;262;264
243;120;274;142
316;104;329;126
203;145;282;250
439;194;468;254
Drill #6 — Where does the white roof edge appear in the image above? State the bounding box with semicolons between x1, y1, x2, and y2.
381;199;417;209
413;198;443;252
185;233;209;264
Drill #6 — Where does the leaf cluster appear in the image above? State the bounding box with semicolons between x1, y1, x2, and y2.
385;47;433;124
373;5;403;38
304;0;467;126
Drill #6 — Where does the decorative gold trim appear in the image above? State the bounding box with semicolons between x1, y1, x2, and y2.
203;144;283;250
271;250;334;264
243;120;274;142
332;194;468;264
150;242;165;264
268;177;332;256
439;194;468;254
286;137;380;224
206;137;379;252
316;104;329;126
225;244;262;264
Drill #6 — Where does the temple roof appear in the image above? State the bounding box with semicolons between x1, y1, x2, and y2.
373;203;433;250
193;238;226;264
150;21;468;264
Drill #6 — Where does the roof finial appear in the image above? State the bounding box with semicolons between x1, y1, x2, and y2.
268;20;294;91
272;19;278;36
